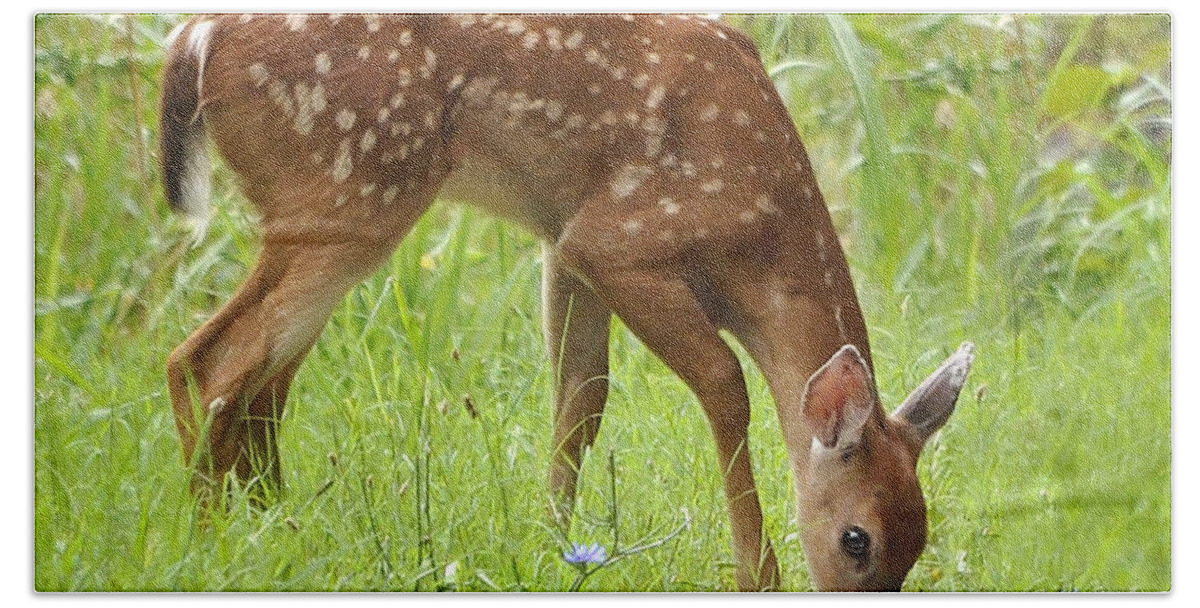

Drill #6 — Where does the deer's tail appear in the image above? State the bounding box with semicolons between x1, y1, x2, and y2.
159;19;216;231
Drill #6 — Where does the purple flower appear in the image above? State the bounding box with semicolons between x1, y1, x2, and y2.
563;542;607;565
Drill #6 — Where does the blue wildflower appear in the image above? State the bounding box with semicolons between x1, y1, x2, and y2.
563;542;607;565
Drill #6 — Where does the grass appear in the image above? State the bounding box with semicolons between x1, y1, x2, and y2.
33;13;1170;591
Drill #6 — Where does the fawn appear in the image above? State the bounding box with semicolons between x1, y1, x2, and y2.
160;13;975;591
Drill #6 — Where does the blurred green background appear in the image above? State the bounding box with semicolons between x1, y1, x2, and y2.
34;14;1170;591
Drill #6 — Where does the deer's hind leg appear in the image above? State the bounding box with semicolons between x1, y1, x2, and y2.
167;235;400;505
236;348;310;505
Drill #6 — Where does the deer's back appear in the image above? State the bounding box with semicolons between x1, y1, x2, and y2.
193;14;824;256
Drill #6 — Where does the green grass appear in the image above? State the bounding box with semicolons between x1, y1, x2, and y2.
34;13;1170;591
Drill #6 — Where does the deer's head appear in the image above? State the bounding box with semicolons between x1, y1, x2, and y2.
796;343;975;591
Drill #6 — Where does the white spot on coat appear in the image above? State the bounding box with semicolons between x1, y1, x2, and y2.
641;115;666;135
610;164;654;199
382;185;400;204
285;14;308;31
755;194;779;213
360;128;377;154
421;48;437;78
336;108;357;131
645;134;663;158
505;18;527;36
267;80;295;117
248;63;269;87
645;86;666;110
462;76;499;105
564;30;584;50
332;139;353;183
545;28;562;51
563;112;585;128
315;53;332;75
544;100;563;123
292;82;327;135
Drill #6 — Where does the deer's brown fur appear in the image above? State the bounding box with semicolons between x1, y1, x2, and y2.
161;14;974;591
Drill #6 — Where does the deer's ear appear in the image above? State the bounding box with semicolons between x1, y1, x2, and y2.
893;342;975;448
802;345;876;449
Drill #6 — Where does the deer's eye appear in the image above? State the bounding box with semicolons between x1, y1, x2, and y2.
841;526;871;559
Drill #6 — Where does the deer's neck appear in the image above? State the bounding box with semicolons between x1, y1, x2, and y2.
733;199;876;472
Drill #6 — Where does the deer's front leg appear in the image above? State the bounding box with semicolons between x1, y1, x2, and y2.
559;236;779;591
543;243;613;526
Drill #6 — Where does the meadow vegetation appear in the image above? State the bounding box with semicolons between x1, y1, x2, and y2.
34;13;1170;591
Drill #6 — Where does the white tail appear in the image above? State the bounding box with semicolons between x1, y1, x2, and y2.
160;13;974;591
159;20;214;235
